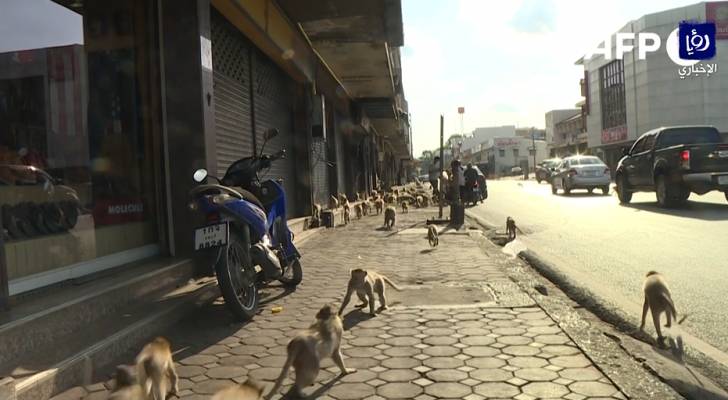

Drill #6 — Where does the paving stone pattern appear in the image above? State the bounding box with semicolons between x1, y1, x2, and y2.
55;208;626;400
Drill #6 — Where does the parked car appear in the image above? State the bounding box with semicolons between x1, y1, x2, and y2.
510;166;522;176
615;125;728;207
0;165;82;240
535;158;561;183
551;156;611;195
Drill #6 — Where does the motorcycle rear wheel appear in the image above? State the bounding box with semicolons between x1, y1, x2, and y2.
278;259;303;287
216;224;259;321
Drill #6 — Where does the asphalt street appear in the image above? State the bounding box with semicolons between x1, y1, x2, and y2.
469;179;728;368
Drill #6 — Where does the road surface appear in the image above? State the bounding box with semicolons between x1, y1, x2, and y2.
469;179;728;367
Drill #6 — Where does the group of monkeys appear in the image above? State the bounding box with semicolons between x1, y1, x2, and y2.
108;268;403;400
108;269;685;400
309;188;434;232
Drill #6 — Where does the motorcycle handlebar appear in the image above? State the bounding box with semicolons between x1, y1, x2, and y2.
259;149;286;170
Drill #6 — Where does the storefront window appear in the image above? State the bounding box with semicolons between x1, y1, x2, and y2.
0;0;160;294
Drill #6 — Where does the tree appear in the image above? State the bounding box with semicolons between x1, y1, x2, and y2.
420;150;433;160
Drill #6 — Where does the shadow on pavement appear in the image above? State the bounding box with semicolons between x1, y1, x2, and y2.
342;310;374;331
621;200;728;221
672;379;728;400
302;373;345;399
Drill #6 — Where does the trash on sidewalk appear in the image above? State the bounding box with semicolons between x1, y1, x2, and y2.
271;306;283;314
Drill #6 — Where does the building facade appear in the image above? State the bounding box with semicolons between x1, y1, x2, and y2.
0;0;411;303
473;137;548;177
578;1;728;170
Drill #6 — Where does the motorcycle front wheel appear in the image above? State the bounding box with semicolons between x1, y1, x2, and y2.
216;224;259;321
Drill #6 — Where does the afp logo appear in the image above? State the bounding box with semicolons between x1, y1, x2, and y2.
586;21;717;67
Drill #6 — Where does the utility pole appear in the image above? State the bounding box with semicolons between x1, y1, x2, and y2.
439;114;444;219
531;128;537;179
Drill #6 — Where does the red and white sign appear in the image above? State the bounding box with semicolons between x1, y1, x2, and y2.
601;125;628;144
92;199;146;226
458;107;465;114
707;2;728;40
494;138;521;147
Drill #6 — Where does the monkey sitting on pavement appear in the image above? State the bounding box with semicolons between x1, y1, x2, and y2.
427;225;439;247
339;269;402;315
383;206;396;230
108;365;144;400
401;201;409;214
266;304;354;399
354;204;363;219
213;379;264;400
640;271;687;342
506;217;523;241
136;337;179;400
416;195;424;208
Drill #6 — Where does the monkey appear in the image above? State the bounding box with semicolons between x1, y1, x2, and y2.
108;365;145;400
361;201;371;216
422;196;430;207
308;204;322;229
374;198;384;215
212;379;264;400
505;217;523;241
339;269;402;315
338;193;348;205
342;201;351;225
383;206;396;230
266;304;354;399
427;225;439;247
388;194;398;205
640;271;686;342
355;192;362;202
329;195;339;210
354;204;363;219
135;337;179;400
401;201;409;213
415;195;424;208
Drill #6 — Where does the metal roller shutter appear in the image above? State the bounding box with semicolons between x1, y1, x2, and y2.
211;10;254;177
252;50;299;216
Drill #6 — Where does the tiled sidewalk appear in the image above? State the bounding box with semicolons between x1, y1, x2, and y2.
56;208;626;400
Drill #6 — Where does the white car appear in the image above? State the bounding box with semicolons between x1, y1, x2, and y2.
551;156;611;195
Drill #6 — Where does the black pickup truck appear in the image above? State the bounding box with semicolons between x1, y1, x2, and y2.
615;126;728;207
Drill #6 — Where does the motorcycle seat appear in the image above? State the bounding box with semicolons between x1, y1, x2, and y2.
234;187;265;210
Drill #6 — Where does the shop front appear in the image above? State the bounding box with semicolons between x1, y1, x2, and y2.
0;0;163;297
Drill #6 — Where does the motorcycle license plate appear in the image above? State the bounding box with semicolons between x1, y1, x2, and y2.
194;222;228;250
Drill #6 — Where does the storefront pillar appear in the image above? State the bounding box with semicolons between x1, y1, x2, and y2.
159;0;216;257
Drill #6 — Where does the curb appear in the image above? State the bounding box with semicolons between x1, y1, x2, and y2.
465;211;684;400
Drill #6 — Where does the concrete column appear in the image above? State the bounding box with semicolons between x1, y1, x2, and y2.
158;0;216;258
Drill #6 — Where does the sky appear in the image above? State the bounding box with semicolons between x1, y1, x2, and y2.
402;0;698;156
0;0;83;53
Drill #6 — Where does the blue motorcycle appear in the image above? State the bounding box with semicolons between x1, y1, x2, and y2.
189;128;302;321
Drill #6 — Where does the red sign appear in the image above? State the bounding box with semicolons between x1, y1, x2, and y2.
494;138;521;147
601;125;628;144
707;2;728;40
458;107;465;114
92;199;146;226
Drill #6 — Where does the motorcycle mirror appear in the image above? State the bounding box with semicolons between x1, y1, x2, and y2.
193;169;208;183
264;128;279;141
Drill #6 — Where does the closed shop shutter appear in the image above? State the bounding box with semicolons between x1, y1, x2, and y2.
211;10;254;177
311;138;329;207
252;50;299;216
